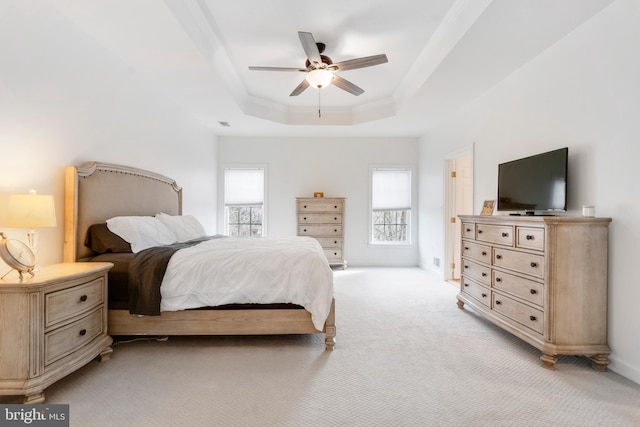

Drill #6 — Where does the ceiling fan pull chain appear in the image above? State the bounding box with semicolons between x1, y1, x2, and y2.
318;89;321;118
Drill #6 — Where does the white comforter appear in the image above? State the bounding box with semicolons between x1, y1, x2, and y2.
159;236;334;330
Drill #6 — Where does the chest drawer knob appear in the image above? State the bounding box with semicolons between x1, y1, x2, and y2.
495;300;502;305
496;254;502;260
464;283;469;287
495;277;502;283
80;295;88;302
79;329;87;336
482;272;487;277
481;293;487;298
529;316;537;321
530;262;538;268
478;230;483;234
502;232;509;237
466;228;471;232
303;217;307;220
530;289;537;295
526;235;535;240
481;251;487;256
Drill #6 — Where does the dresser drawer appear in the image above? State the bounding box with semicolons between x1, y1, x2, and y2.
44;308;104;366
462;241;491;264
493;270;544;306
297;200;344;212
298;213;342;224
45;277;104;327
492;293;543;335
298;225;342;236
462;222;475;239
461;277;491;308
477;224;514;246
516;227;545;251
493;248;545;279
324;249;343;261
313;237;342;248
462;259;491;285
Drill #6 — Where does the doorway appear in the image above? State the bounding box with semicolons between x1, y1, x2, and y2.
444;146;473;282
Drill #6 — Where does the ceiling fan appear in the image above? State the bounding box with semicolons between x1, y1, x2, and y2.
248;31;388;97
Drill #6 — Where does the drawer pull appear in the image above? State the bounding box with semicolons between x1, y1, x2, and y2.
464;265;469;269
502;232;509;237
466;228;471;232
530;289;537;295
79;329;87;336
303;217;307;220
79;295;88;302
481;251;487;256
496;254;502;260
334;229;338;233
334;241;338;244
334;217;338;220
481;272;487;277
303;205;307;208
478;230;483;234
530;262;538;268
303;229;307;232
334;205;338;209
526;235;534;240
464;283;469;287
495;277;502;283
529;316;537;321
495;300;502;305
464;246;469;250
481;293;487;298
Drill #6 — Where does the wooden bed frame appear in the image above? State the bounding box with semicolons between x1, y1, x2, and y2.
63;161;336;350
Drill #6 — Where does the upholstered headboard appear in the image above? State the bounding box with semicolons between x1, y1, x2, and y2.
64;162;182;261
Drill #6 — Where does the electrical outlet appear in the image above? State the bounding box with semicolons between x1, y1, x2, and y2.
433;257;440;267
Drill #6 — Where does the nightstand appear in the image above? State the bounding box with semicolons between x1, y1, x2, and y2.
0;262;113;403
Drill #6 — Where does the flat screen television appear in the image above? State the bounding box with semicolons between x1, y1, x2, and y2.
497;147;568;214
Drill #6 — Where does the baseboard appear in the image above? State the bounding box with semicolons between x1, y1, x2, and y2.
609;356;640;386
345;261;420;268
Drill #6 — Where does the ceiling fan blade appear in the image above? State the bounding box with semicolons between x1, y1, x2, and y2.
332;54;388;72
331;75;364;96
249;66;306;72
298;31;322;66
289;79;310;96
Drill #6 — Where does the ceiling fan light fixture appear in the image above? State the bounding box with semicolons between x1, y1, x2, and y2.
305;69;333;89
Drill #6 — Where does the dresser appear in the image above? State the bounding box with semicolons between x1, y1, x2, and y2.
297;197;346;268
0;262;113;403
457;215;611;370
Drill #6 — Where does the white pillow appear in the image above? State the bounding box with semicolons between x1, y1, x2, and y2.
156;213;206;243
106;216;177;253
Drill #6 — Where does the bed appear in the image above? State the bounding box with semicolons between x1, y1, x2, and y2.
63;161;336;350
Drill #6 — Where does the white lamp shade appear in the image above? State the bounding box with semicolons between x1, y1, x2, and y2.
305;69;334;88
7;194;57;228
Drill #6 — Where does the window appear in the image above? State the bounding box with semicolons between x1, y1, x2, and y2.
371;168;412;243
224;168;265;237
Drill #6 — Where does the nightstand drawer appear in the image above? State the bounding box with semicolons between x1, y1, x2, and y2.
45;277;104;327
44;307;104;366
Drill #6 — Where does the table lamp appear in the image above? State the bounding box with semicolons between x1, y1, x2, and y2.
6;190;57;271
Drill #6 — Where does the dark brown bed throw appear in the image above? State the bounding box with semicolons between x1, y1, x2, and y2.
128;235;225;315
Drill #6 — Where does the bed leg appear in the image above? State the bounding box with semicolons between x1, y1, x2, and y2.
324;298;336;351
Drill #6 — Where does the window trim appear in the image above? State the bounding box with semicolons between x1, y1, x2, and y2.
369;165;415;246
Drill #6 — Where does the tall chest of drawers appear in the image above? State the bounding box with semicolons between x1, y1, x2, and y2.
457;215;611;370
297;197;346;268
0;262;113;403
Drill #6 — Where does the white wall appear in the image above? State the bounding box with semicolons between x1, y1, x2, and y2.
218;137;419;266
0;1;217;268
418;0;640;383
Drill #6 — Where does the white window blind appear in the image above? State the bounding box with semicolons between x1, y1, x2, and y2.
224;169;264;206
372;169;411;210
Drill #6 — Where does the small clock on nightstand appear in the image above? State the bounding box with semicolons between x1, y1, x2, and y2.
0;232;35;280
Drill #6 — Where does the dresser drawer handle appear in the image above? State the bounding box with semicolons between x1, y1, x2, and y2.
303;217;307;220
79;295;88;302
334;240;338;244
530;289;537;295
334;205;338;209
481;293;487;298
334;229;338;233
303;205;307;208
464;265;469;269
529;316;536;321
530;262;538;268
495;300;502;305
478;230;483;234
466;228;471;232
79;329;87;336
495;277;502;283
334;217;338;221
501;232;509;237
481;273;487;277
496;255;502;260
464;246;469;251
464;283;469;287
481;251;487;256
526;235;535;240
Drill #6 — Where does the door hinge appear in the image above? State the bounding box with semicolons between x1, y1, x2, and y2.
450;217;456;223
450;263;456;269
451;171;456;178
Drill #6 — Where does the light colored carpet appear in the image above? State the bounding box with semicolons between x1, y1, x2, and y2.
5;268;640;426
